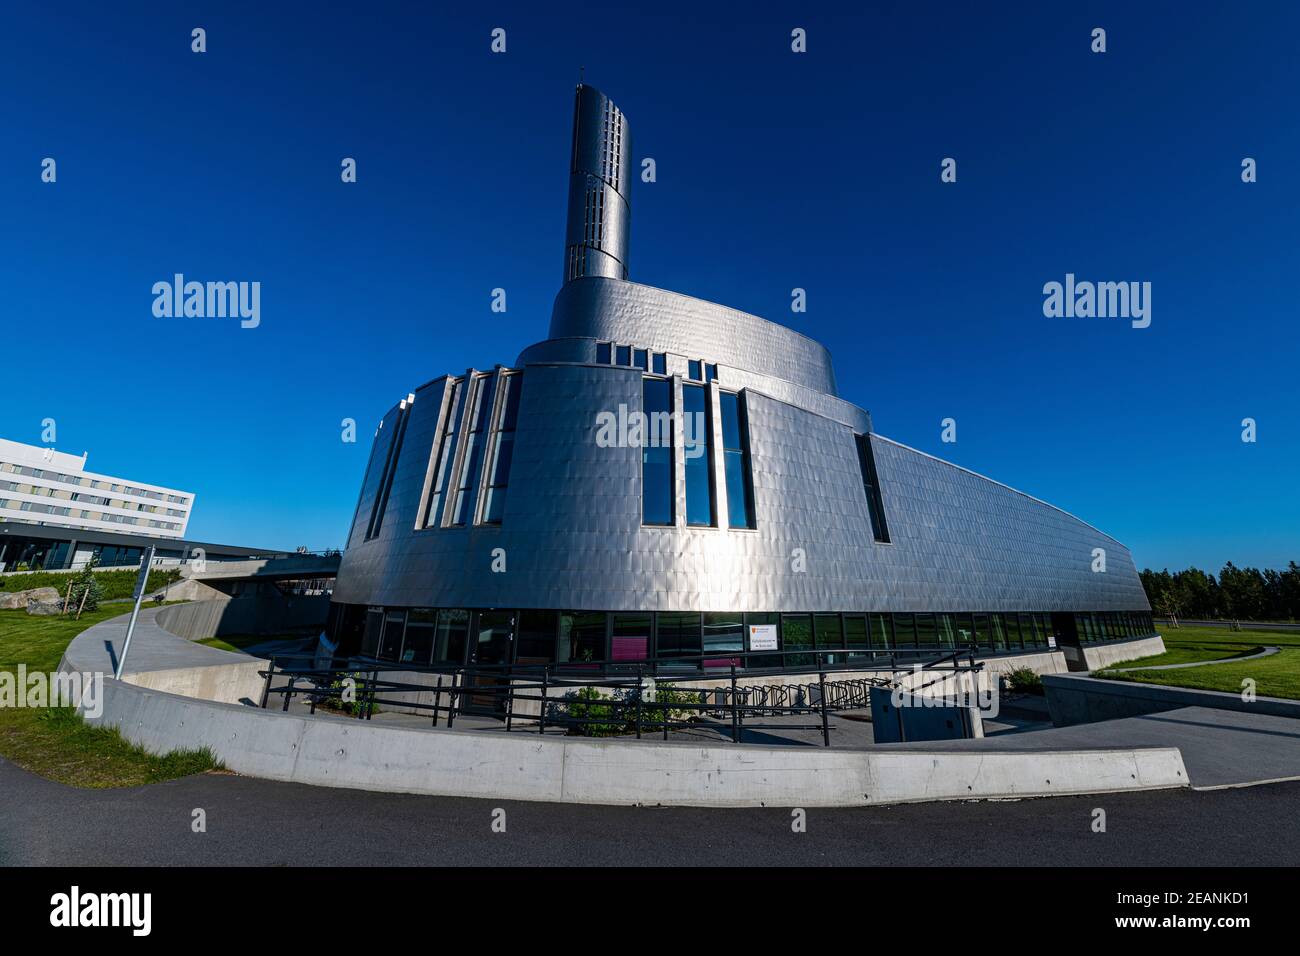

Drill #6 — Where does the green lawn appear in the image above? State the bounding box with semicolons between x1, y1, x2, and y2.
197;633;298;654
1098;624;1300;701
0;607;220;787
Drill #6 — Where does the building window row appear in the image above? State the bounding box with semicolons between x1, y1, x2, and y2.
595;341;666;374
640;378;755;530
0;462;188;505
0;499;182;531
348;606;1159;670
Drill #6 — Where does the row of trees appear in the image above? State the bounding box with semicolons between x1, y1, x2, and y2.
1140;562;1300;622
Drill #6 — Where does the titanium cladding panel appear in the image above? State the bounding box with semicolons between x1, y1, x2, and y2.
334;364;1148;615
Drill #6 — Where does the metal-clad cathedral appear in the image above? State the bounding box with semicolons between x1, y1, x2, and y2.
328;85;1153;670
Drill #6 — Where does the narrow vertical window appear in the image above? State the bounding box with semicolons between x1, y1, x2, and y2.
719;391;755;529
422;379;464;528
682;383;714;526
366;398;412;540
451;375;497;526
595;342;611;363
854;433;890;543
641;377;674;525
481;373;522;524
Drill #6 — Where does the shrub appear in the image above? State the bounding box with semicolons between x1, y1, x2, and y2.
0;566;181;601
563;686;626;736
1003;666;1044;696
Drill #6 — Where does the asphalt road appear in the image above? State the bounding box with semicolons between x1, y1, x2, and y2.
2;757;1297;866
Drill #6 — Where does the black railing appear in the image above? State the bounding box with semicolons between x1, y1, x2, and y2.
257;646;983;747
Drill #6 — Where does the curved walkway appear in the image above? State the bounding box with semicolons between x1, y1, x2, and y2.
1107;646;1280;673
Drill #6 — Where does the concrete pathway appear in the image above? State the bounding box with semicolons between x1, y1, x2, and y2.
1107;646;1280;672
73;605;262;676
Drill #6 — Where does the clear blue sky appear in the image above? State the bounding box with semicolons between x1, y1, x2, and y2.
2;2;1296;571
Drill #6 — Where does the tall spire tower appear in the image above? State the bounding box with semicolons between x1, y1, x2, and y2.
563;83;631;284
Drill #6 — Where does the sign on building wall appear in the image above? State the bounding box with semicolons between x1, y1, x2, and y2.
748;624;778;651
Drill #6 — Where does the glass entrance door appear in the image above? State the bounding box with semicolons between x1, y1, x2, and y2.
465;611;514;713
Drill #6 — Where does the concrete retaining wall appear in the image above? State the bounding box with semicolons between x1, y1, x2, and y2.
155;595;329;640
1044;673;1300;727
125;661;268;707
1082;635;1166;671
78;675;1186;806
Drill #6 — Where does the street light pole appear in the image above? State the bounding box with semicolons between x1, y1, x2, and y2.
113;545;157;681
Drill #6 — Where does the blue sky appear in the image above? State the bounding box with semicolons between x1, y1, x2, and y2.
2;2;1296;570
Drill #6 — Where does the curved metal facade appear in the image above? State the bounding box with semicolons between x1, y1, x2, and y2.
332;83;1150;653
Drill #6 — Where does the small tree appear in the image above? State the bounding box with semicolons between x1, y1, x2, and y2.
1156;589;1182;628
67;557;104;613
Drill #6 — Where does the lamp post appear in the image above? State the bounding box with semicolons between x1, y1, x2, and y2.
113;545;156;681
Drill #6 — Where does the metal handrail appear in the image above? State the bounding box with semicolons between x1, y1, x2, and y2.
257;648;985;748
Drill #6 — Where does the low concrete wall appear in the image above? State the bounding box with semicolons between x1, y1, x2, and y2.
1044;673;1300;727
155;595;329;640
1082;635;1166;671
76;675;1187;806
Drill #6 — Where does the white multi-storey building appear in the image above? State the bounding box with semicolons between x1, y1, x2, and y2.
0;438;193;540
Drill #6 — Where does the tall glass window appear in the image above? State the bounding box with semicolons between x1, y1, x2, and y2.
451;376;497;526
378;610;406;662
657;611;702;666
423;380;465;527
853;433;890;543
814;613;844;665
1004;613;1023;649
433;609;469;664
844;615;869;661
595;342;611;363
558;611;606;666
703;611;744;667
719;392;756;529
481;373;522;524
782;613;813;667
935;613;957;649
893;614;917;649
641;378;674;525
682;384;714;526
367;402;411;541
914;613;937;648
612;612;652;662
362;608;384;657
402;609;438;664
868;613;892;649
516;610;557;664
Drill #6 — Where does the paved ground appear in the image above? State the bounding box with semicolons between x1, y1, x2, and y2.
1;755;1296;866
1109;646;1280;672
74;605;258;675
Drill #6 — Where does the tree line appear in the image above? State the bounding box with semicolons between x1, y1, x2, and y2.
1141;562;1300;622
